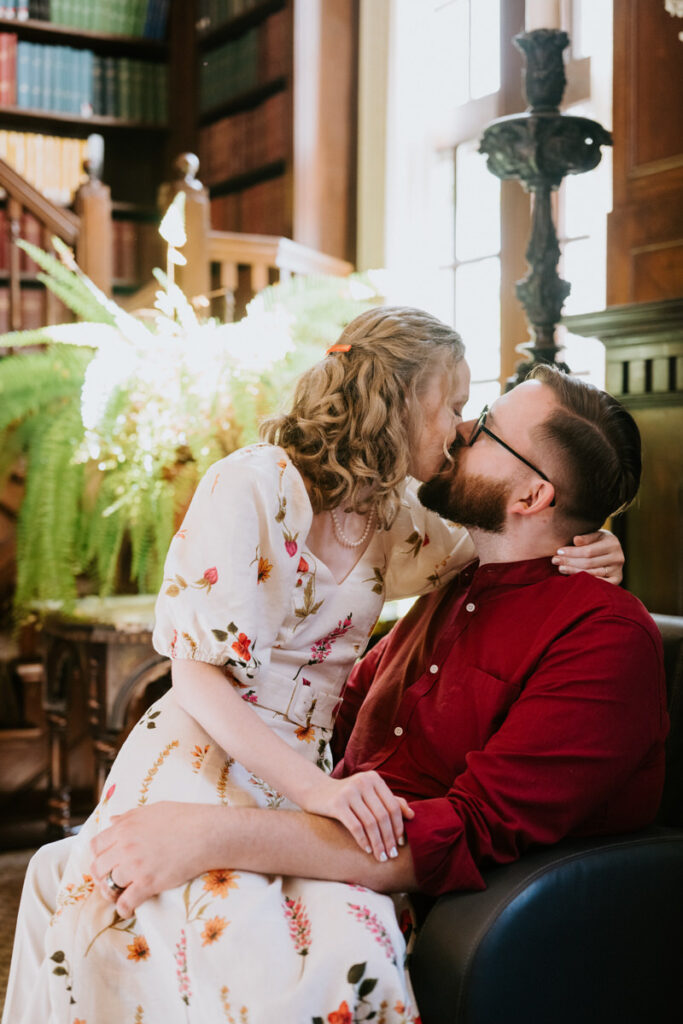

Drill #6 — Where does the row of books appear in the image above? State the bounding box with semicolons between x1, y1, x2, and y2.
197;0;278;33
0;207;157;293
0;129;87;204
112;217;158;285
0;2;171;40
198;89;288;186
3;38;168;122
0;283;66;332
199;7;288;113
0;206;42;272
210;175;288;238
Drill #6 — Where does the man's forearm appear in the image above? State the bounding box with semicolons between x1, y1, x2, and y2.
91;802;418;916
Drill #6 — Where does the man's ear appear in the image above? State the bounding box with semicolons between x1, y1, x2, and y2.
509;480;556;517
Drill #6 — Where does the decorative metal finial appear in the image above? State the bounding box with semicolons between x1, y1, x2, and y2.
479;29;612;387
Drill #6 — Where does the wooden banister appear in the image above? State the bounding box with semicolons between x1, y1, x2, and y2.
0;152;112;336
0;156;80;244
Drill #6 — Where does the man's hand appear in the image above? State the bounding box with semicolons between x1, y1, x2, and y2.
553;529;624;584
91;803;217;918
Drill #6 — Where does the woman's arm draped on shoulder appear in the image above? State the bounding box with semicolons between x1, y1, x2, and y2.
383;479;475;601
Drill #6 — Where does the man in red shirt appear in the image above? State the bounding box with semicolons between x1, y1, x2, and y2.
87;364;667;904
4;365;667;1024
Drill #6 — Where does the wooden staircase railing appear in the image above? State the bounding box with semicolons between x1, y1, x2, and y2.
0;154;112;334
207;230;353;321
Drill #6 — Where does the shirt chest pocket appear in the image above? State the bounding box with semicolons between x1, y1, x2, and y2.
421;665;522;774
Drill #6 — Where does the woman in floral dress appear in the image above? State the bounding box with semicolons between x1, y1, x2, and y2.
12;307;623;1024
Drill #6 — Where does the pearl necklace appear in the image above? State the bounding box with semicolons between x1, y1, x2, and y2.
330;507;375;548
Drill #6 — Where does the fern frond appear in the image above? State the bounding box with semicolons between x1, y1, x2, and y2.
0;346;91;434
18;240;117;325
14;401;85;613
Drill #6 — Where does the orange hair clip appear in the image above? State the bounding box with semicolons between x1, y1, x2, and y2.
326;343;352;354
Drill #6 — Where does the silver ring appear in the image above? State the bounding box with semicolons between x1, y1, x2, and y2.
106;870;126;897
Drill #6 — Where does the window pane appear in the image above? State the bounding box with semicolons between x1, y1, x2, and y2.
455;140;501;261
470;0;501;99
455;257;501;381
431;0;470;108
561;329;606;389
463;377;501;422
562;237;606;316
432;149;455;268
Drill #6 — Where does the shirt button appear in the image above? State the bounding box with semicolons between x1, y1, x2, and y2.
394;726;404;737
465;602;476;612
429;664;439;674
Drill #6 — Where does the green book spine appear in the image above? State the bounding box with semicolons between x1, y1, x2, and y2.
118;56;131;119
129;57;143;119
103;55;116;117
92;53;104;115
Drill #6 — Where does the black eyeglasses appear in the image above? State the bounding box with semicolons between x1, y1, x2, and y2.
468;405;556;506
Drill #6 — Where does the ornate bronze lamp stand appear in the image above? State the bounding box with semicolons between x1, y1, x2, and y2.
480;29;612;386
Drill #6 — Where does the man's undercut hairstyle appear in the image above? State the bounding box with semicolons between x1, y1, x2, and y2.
260;306;465;529
528;364;641;533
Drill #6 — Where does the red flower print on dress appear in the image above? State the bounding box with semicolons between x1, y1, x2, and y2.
285;538;298;557
346;903;398;964
294;615;353;679
212;622;262;678
297;556;309;574
283;895;311;959
103;783;116;803
232;633;251;660
327;1001;352;1024
175;929;192;1005
193;567;218;593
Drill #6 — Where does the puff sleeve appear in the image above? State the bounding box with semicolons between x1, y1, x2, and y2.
383;479;476;601
152;445;312;676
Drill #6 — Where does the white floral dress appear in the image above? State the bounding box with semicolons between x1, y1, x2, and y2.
44;444;474;1024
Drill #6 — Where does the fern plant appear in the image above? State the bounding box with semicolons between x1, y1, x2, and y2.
0;232;382;616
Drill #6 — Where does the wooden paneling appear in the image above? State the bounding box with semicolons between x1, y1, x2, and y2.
609;0;683;305
565;299;683;616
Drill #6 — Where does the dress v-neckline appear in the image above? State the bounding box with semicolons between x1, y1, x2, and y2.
310;530;379;588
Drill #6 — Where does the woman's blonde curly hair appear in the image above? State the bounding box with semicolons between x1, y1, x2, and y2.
260;306;465;529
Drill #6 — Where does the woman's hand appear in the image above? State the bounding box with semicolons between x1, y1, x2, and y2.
552;529;624;584
300;772;414;862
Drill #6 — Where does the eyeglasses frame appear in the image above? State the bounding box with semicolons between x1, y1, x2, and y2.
467;405;556;507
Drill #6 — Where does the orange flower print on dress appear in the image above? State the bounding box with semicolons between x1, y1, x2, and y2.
257;556;273;583
297;556;309;574
327;1002;352;1024
295;722;316;744
201;916;228;946
127;935;150;961
203;868;239;897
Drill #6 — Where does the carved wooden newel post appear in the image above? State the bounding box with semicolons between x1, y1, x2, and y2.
480;29;612;386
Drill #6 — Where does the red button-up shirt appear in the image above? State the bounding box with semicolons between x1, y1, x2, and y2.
332;557;668;895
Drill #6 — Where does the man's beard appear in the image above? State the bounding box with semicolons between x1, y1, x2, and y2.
418;444;511;534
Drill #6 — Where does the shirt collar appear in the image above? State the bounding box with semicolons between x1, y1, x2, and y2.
455;555;560;593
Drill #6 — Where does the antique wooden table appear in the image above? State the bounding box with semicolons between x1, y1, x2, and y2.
38;595;170;837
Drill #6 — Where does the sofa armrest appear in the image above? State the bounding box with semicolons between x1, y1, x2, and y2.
409;826;683;1024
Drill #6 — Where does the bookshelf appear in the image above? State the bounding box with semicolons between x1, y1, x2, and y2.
0;1;172;302
196;0;357;261
0;0;358;315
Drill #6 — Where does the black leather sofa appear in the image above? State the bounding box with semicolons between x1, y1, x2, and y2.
409;614;683;1024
